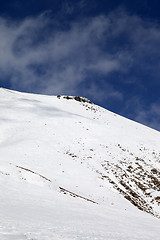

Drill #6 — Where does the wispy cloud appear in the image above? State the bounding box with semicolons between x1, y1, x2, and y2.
0;14;124;97
134;102;160;131
0;9;160;130
123;97;160;131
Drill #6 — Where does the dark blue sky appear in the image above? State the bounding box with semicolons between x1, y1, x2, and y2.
0;0;160;131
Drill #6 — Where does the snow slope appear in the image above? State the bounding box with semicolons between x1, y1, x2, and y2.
0;87;160;239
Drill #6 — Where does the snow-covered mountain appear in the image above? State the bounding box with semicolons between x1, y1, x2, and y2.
0;87;160;240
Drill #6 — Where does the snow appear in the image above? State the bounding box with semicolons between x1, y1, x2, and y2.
0;87;160;239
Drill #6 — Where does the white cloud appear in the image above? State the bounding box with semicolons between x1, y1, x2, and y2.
126;99;160;131
0;14;124;99
0;9;160;107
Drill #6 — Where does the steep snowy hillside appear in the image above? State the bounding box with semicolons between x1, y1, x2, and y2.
0;87;160;240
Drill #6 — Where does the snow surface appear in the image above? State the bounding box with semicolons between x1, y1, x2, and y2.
0;87;160;239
